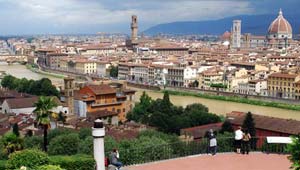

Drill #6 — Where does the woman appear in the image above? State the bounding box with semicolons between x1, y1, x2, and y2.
241;129;251;154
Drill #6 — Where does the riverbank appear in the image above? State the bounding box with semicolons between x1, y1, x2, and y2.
26;64;65;79
164;89;300;111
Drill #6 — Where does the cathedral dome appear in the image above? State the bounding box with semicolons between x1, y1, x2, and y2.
268;9;292;35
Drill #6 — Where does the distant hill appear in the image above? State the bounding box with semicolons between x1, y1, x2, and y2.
143;14;300;36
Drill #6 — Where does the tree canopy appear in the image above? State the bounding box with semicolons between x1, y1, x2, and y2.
1;75;59;97
127;91;221;134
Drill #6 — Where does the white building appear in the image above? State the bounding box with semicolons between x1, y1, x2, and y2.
231;20;242;48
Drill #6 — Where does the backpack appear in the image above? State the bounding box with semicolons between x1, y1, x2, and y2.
243;133;250;141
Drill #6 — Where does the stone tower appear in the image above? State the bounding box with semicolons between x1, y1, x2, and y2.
64;77;74;115
131;15;138;42
231;20;241;48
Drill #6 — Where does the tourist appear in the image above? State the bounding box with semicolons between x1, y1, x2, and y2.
241;129;251;154
208;129;217;155
110;149;123;170
234;126;243;154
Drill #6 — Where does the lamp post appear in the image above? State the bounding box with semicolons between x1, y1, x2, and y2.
92;119;105;170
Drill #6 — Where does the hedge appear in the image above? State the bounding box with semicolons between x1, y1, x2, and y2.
49;155;95;170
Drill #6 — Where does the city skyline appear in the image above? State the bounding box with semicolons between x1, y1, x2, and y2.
0;0;300;35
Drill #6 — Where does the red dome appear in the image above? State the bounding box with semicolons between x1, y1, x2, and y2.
268;9;292;34
220;31;231;41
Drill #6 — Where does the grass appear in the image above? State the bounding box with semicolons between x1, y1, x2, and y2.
164;90;300;111
26;64;65;79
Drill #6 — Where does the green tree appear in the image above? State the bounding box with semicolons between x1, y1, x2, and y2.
34;96;58;152
12;123;20;137
1;75;16;89
6;149;49;170
287;136;300;170
109;65;118;78
242;112;256;148
2;132;23;155
242;112;256;137
220;120;234;134
48;133;80;155
127;91;152;122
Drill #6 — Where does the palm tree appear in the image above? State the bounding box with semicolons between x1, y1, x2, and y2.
33;96;58;152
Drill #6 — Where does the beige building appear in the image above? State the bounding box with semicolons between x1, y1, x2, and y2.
267;72;300;99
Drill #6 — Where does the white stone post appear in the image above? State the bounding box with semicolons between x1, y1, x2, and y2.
92;119;105;170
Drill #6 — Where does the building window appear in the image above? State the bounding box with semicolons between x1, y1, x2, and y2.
123;108;125;112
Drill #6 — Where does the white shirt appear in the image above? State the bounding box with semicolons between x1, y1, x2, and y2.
235;129;243;140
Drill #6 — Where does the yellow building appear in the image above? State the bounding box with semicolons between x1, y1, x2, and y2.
267;72;300;99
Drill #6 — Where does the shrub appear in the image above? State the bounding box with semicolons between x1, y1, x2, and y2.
37;164;65;170
24;136;43;149
48;128;75;142
78;128;92;140
78;136;93;155
49;155;95;170
6;149;49;170
48;133;80;155
0;160;6;170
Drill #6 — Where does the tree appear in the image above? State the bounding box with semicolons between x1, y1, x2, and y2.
12;123;20;137
1;75;16;89
242;112;256;148
109;65;118;78
127;91;152;122
220;120;234;134
6;149;49;170
287;136;300;170
2;132;23;155
48;133;80;155
34;96;58;152
242;112;256;137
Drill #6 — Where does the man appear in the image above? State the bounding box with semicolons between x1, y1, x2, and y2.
234;126;243;154
110;149;123;170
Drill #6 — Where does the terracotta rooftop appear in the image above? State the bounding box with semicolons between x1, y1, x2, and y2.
84;84;116;95
227;111;300;135
268;72;298;79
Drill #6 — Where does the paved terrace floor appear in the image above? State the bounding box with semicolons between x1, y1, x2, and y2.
125;152;290;170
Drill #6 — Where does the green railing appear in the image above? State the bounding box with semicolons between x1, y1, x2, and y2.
106;137;290;166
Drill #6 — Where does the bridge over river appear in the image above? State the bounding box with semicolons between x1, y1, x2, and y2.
0;55;27;64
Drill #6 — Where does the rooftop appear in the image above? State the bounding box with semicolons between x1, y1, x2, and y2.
126;152;290;170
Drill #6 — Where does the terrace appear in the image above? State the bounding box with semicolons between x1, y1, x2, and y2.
112;137;292;170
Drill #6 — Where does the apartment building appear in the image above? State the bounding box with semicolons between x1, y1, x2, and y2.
74;84;135;123
267;72;300;99
167;67;184;87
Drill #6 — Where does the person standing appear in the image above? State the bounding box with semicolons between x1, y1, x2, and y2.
208;129;217;155
241;129;251;154
110;149;123;170
234;126;243;154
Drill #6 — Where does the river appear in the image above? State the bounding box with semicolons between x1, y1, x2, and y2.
134;89;300;121
0;62;299;120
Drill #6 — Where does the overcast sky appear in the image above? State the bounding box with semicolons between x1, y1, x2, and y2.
0;0;299;35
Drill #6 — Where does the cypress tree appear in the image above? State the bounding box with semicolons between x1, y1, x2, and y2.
242;112;256;137
12;123;20;137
